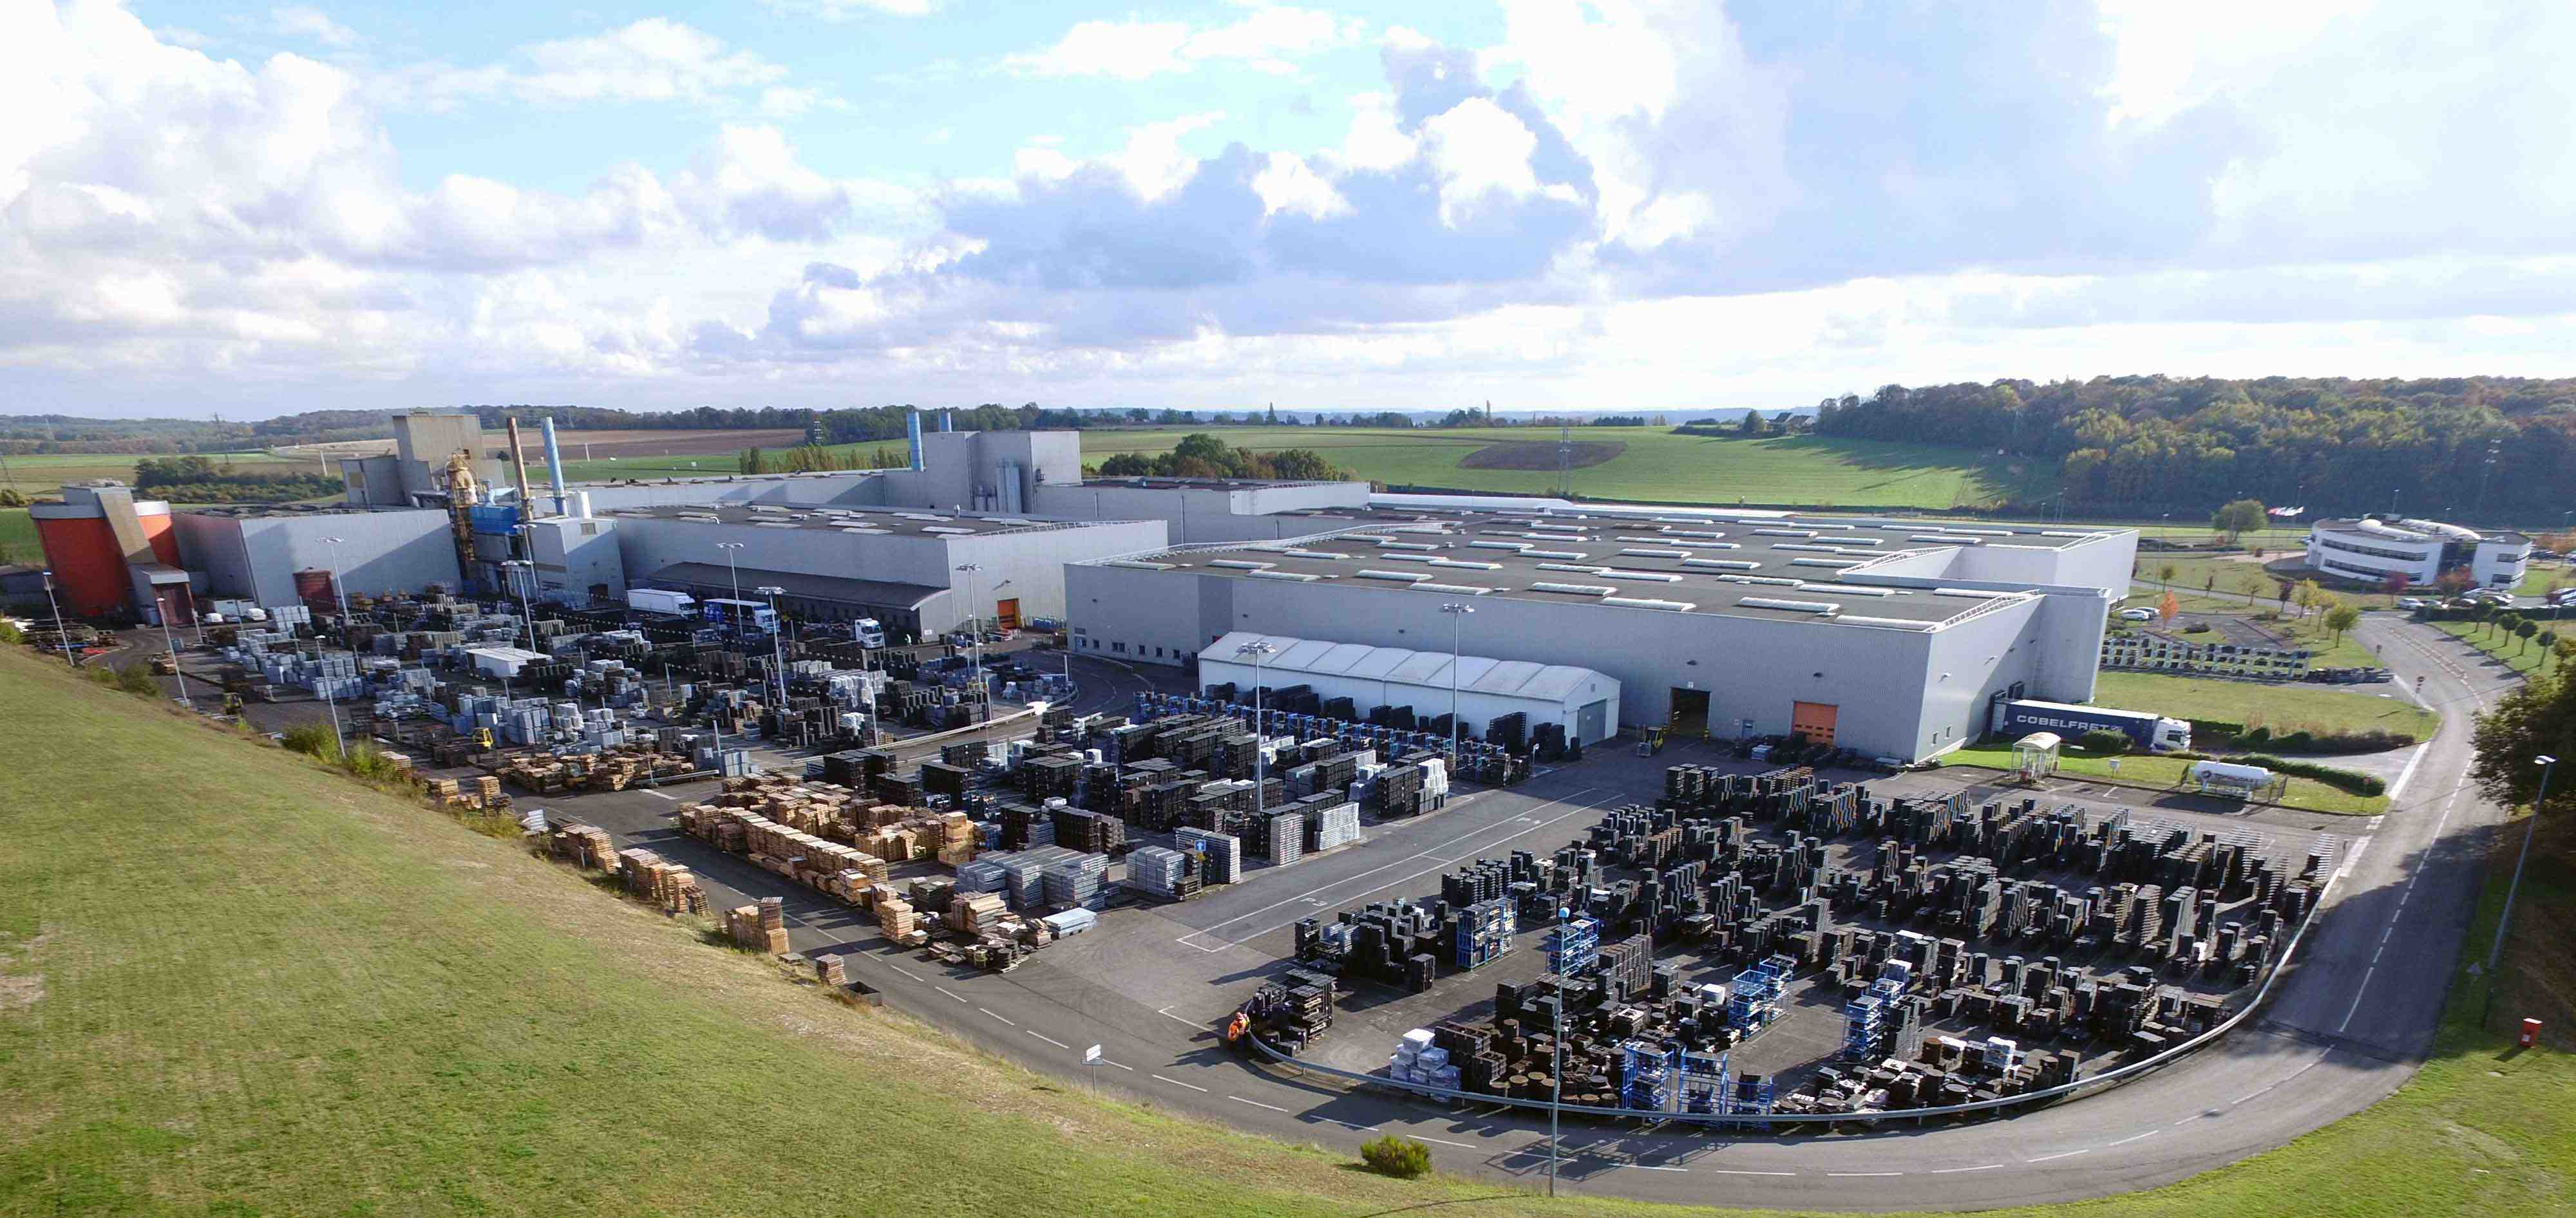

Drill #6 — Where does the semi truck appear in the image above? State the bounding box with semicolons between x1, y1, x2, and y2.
1991;698;2192;753
626;588;697;617
701;597;779;633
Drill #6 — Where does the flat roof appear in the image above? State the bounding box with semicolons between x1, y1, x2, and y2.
177;503;436;520
644;563;942;609
601;502;1119;539
1090;509;2119;628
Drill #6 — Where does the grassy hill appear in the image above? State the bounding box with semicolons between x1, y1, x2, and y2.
1;646;2567;1217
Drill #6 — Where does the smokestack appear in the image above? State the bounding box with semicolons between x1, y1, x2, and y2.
540;417;569;515
504;418;536;520
907;409;925;471
938;410;953;432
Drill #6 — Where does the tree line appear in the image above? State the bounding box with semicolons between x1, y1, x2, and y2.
1091;433;1353;482
1814;375;2576;519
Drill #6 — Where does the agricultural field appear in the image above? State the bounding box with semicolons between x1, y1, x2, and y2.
1074;426;2053;509
0;509;33;567
555;431;893;482
0;450;304;498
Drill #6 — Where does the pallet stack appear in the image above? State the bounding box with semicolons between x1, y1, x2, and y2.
545;823;619;870
877;895;918;941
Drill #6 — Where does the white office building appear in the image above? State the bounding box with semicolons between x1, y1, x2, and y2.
2304;517;2528;590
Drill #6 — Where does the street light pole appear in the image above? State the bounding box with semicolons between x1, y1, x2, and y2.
954;563;985;694
158;604;193;713
2487;754;2559;975
715;541;745;612
759;585;789;711
39;569;72;664
1439;603;1473;759
317;536;351;628
1236;639;1276;823
506;560;539;652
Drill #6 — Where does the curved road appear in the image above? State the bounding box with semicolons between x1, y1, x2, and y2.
544;611;2516;1210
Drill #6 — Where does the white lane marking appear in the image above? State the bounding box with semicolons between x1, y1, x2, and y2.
979;1007;1016;1026
643;789;678;801
1101;1060;1134;1071
1310;1116;1377;1131
2107;1130;2159;1147
1409;1134;1476;1148
1156;1006;1200;1027
934;986;967;1002
1229;1096;1293;1114
2231;1085;2275;1105
2172;1114;2204;1127
889;965;922;981
2337;966;2378;1033
2027;1149;2090;1163
1171;789;1611;948
1829;1170;1903;1177
1625;1165;1690;1173
1155;1074;1209;1092
1930;1163;2007;1174
1710;1169;1797;1176
2383;742;2430;803
1028;1031;1069;1049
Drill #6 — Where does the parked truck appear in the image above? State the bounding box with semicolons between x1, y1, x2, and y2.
854;617;885;648
701;597;778;634
626;588;697;617
1991;698;2192;753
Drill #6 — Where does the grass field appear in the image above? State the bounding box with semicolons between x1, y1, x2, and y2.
2115;589;2387;670
0;450;307;498
1937;744;2388;814
2090;671;2438;740
2433;621;2564;677
5;646;2573;1213
0;509;33;567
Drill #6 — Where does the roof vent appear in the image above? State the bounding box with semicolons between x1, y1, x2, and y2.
1602;596;1694;611
1531;581;1617;596
1683;558;1761;570
1207;559;1274;570
1536;561;1610;574
1245;570;1321;583
1620;547;1691;558
1739;597;1839;614
1355;569;1433;582
1414;583;1494;595
1598;569;1685;583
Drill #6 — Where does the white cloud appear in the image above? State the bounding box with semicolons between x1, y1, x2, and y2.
1420;97;1557;223
1007;6;1363;80
1251;152;1350;219
2094;0;2353;128
386;19;792;111
270;5;361;48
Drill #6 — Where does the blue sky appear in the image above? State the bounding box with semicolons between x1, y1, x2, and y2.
9;1;2576;419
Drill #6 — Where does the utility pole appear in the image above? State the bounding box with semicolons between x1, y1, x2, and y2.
1440;603;1473;758
1236;639;1276;824
2487;755;2558;975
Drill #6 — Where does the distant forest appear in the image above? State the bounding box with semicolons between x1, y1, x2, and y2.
1814;376;2576;520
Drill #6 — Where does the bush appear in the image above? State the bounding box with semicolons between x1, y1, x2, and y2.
113;663;160;696
1359;1135;1432;1179
2241;725;2271;745
279;722;339;757
2076;729;2132;753
2222;753;2385;796
0;620;21;645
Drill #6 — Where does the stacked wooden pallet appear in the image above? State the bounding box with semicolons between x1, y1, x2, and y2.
545;823;619;870
877;896;917;940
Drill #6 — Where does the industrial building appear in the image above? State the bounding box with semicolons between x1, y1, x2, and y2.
1065;509;2136;762
2304;516;2529;589
337;411;511;507
1197;632;1622;744
26;482;191;621
170;505;466;610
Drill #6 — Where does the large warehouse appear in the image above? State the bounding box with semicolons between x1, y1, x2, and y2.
1065;509;2135;762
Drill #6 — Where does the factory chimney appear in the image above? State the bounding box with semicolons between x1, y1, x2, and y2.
540;417;569;516
906;410;925;471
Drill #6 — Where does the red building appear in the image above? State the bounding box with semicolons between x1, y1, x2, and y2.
30;482;190;623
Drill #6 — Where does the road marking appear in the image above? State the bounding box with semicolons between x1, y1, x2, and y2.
2230;1085;2274;1105
934;986;967;1002
1229;1096;1293;1114
2107;1130;2159;1147
1930;1163;2007;1174
1710;1169;1797;1176
979;1007;1016;1026
2383;742;2430;803
1828;1170;1902;1177
1625;1165;1690;1173
1408;1134;1476;1148
1309;1117;1377;1131
2172;1114;2203;1127
1027;1031;1069;1049
889;965;922;981
2026;1149;2090;1163
1101;1060;1134;1071
1156;1006;1200;1027
1171;789;1611;948
642;789;678;801
1154;1074;1209;1092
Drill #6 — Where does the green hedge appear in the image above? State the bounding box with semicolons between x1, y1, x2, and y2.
2221;753;2386;796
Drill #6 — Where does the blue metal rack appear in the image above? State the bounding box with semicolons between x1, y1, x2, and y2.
1726;954;1792;1035
1545;915;1602;977
1678;1049;1730;1114
1620;1040;1673;1112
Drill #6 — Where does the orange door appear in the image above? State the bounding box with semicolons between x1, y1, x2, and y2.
994;598;1020;630
1790;700;1839;746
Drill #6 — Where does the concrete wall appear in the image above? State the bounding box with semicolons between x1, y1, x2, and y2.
175;511;462;605
1066;563;1965;759
526;516;625;600
943;521;1167;626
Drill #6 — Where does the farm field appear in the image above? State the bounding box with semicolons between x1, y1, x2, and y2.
0;450;303;498
0;509;33;567
1072;426;2054;508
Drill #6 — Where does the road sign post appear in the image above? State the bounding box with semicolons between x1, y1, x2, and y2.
1084;1043;1101;1093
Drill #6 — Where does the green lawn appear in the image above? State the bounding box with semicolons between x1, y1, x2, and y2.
2516;561;2573;597
0;508;33;567
1937;744;2387;814
2433;621;2564;677
8;645;2571;1217
2114;589;2386;670
2091;671;2436;740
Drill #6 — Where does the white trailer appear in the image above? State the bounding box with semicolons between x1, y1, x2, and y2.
626;588;696;617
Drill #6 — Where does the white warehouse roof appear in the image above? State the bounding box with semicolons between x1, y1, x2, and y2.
1200;632;1610;704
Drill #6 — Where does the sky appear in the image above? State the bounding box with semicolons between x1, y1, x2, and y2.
5;0;2575;421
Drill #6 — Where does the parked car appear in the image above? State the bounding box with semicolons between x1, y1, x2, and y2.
2117;607;2156;621
2395;597;2427;610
